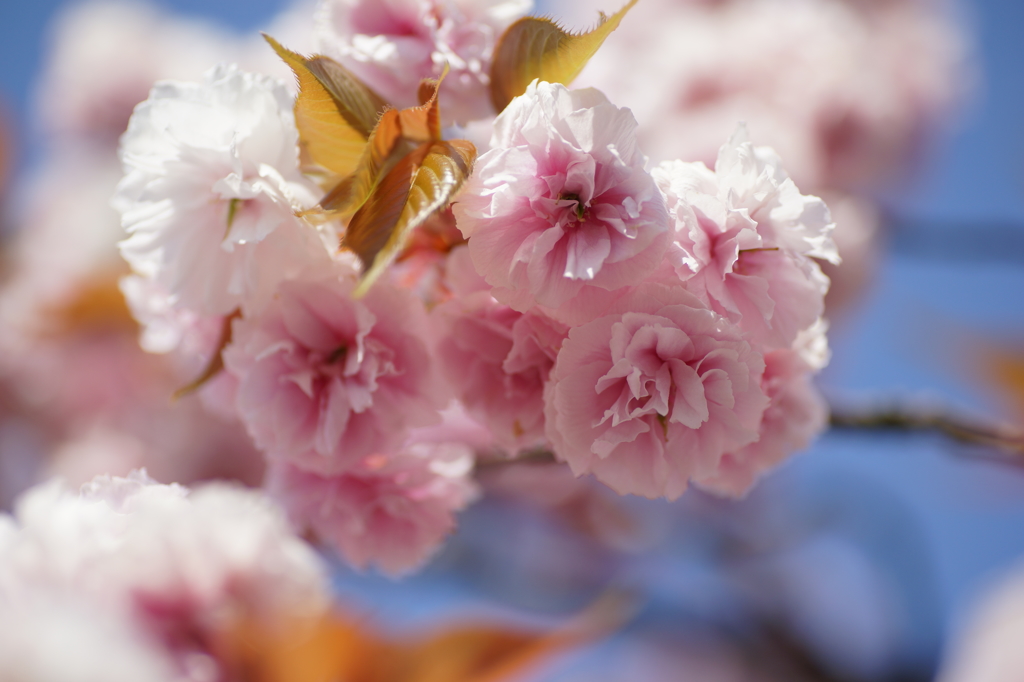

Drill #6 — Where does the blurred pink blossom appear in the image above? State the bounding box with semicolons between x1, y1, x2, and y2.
939;563;1024;682
267;434;478;576
0;471;330;679
564;0;970;192
315;0;532;123
0;591;176;682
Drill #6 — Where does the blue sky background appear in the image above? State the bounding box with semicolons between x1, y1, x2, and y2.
0;0;1022;677
0;0;1021;223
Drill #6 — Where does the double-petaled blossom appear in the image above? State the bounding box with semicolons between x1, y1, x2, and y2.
654;126;838;351
454;81;670;324
544;283;769;500
223;269;448;474
267;434;477;576
693;347;828;497
315;0;532;123
563;0;969;192
0;471;330;680
116;64;334;319
433;248;568;454
0;591;176;682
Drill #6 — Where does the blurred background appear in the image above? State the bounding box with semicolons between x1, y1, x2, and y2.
0;0;1022;680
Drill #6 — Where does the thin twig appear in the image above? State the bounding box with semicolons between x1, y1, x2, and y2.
829;404;1024;460
473;404;1024;470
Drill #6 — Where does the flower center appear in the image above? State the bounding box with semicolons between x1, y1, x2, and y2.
557;192;587;222
326;345;348;364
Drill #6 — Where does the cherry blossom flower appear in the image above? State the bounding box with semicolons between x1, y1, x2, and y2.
434;288;567;455
454;81;670;323
654;126;837;351
0;591;176;682
939;564;1024;682
0;471;330;678
0;471;329;613
116;64;334;318
694;347;828;497
267;431;478;576
35;0;238;144
544;283;768;500
315;0;532;123
566;0;970;192
223;270;448;475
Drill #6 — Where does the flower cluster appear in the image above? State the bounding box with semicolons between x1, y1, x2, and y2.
110;0;837;574
0;471;331;682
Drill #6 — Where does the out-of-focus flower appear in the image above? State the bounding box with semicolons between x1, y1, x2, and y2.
0;471;330;679
455;81;669;323
267;435;477;576
564;0;970;193
34;0;238;144
315;0;533;123
818;191;881;314
654;126;837;351
0;136;264;494
0;591;176;682
544;283;768;500
116;64;332;318
937;563;1024;682
0;471;329;614
224;270;448;475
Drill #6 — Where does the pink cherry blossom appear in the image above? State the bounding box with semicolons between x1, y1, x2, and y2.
35;0;238;144
267;434;478;576
315;0;532;123
939;562;1024;682
654;126;837;351
0;472;330;679
544;283;768;500
565;0;970;192
434;288;567;455
223;270;448;475
116;64;334;317
694;348;828;498
454;81;670;324
0;591;176;682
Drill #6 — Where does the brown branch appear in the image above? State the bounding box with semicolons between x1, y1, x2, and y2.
829;403;1024;461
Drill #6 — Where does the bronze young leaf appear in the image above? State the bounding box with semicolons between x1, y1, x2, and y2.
321;66;449;220
488;0;638;113
348;139;476;298
264;35;389;177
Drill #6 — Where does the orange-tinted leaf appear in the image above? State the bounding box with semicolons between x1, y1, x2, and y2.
265;35;389;177
42;268;136;337
399;66;448;143
984;348;1024;421
315;68;446;220
319;109;413;219
397;591;633;682
173;309;241;400
489;0;638;112
213;595;629;682
346;139;476;297
215;612;386;682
